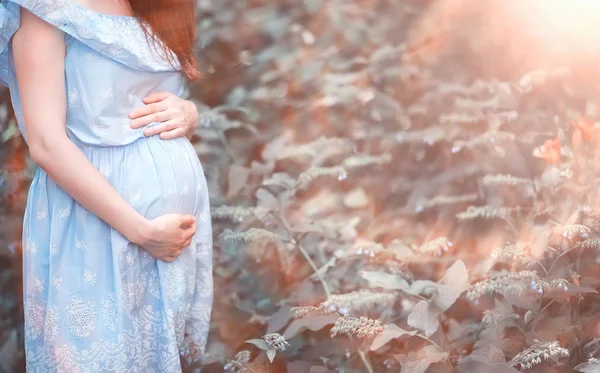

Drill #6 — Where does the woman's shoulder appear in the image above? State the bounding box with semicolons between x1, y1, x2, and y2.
0;0;180;85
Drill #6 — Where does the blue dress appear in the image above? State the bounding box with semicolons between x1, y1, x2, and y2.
0;1;213;371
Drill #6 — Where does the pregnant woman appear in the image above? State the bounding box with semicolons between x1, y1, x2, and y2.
0;0;213;371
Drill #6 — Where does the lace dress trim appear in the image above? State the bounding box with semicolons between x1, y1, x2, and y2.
0;0;181;85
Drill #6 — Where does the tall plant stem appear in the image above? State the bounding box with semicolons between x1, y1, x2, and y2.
277;208;331;298
297;243;332;299
278;209;372;373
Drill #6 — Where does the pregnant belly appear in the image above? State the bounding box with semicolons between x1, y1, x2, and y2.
24;135;212;326
81;135;206;219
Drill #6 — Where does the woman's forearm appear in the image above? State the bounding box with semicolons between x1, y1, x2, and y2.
29;136;150;244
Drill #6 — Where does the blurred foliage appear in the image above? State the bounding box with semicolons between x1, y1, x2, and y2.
7;0;600;372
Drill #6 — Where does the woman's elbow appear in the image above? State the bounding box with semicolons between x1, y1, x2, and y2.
28;135;64;165
28;140;50;165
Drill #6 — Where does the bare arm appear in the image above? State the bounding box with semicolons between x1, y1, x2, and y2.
12;9;195;260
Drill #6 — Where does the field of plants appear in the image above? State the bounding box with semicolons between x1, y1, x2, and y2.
5;0;600;372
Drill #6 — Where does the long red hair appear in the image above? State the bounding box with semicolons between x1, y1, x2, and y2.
129;0;200;81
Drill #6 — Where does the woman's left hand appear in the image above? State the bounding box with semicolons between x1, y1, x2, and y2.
129;91;198;140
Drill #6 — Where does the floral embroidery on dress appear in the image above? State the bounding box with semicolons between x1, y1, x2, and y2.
58;203;72;218
128;189;141;206
32;276;45;293
91;120;110;134
180;183;189;195
36;206;47;220
186;272;195;296
83;269;96;285
165;264;186;301
28;240;38;255
163;186;174;200
125;252;135;267
121;272;147;315
199;268;214;298
84;50;99;64
44;306;60;342
147;268;161;300
100;292;118;331
51;275;63;290
65;297;96;338
75;236;86;250
67;87;80;106
24;299;45;341
196;241;212;257
27;304;193;371
99;166;111;178
127;89;137;104
172;307;187;346
99;85;113;102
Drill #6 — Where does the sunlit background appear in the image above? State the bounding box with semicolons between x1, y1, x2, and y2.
6;0;600;371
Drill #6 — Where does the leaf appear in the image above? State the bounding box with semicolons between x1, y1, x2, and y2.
460;346;505;364
343;188;369;208
433;260;469;311
227;165;251;197
389;240;416;260
539;166;562;187
256;188;280;209
1;123;19;143
407;301;439;337
440;260;469;287
524;310;535;325
545;286;598;300
227;86;248;106
395;345;448;373
267;305;293;334
250;160;275;175
360;270;410;290
263;172;296;189
370;324;418;351
565;209;580;227
254;206;271;221
266;349;277;363
292;221;325;234
278;190;295;209
282;314;339;339
245;338;269;350
408;280;439;296
262;136;286;161
575;360;600;373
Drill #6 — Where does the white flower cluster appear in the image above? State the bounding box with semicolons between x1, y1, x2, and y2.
510;340;569;370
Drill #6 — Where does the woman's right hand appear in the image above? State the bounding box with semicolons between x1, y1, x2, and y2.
135;214;197;262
